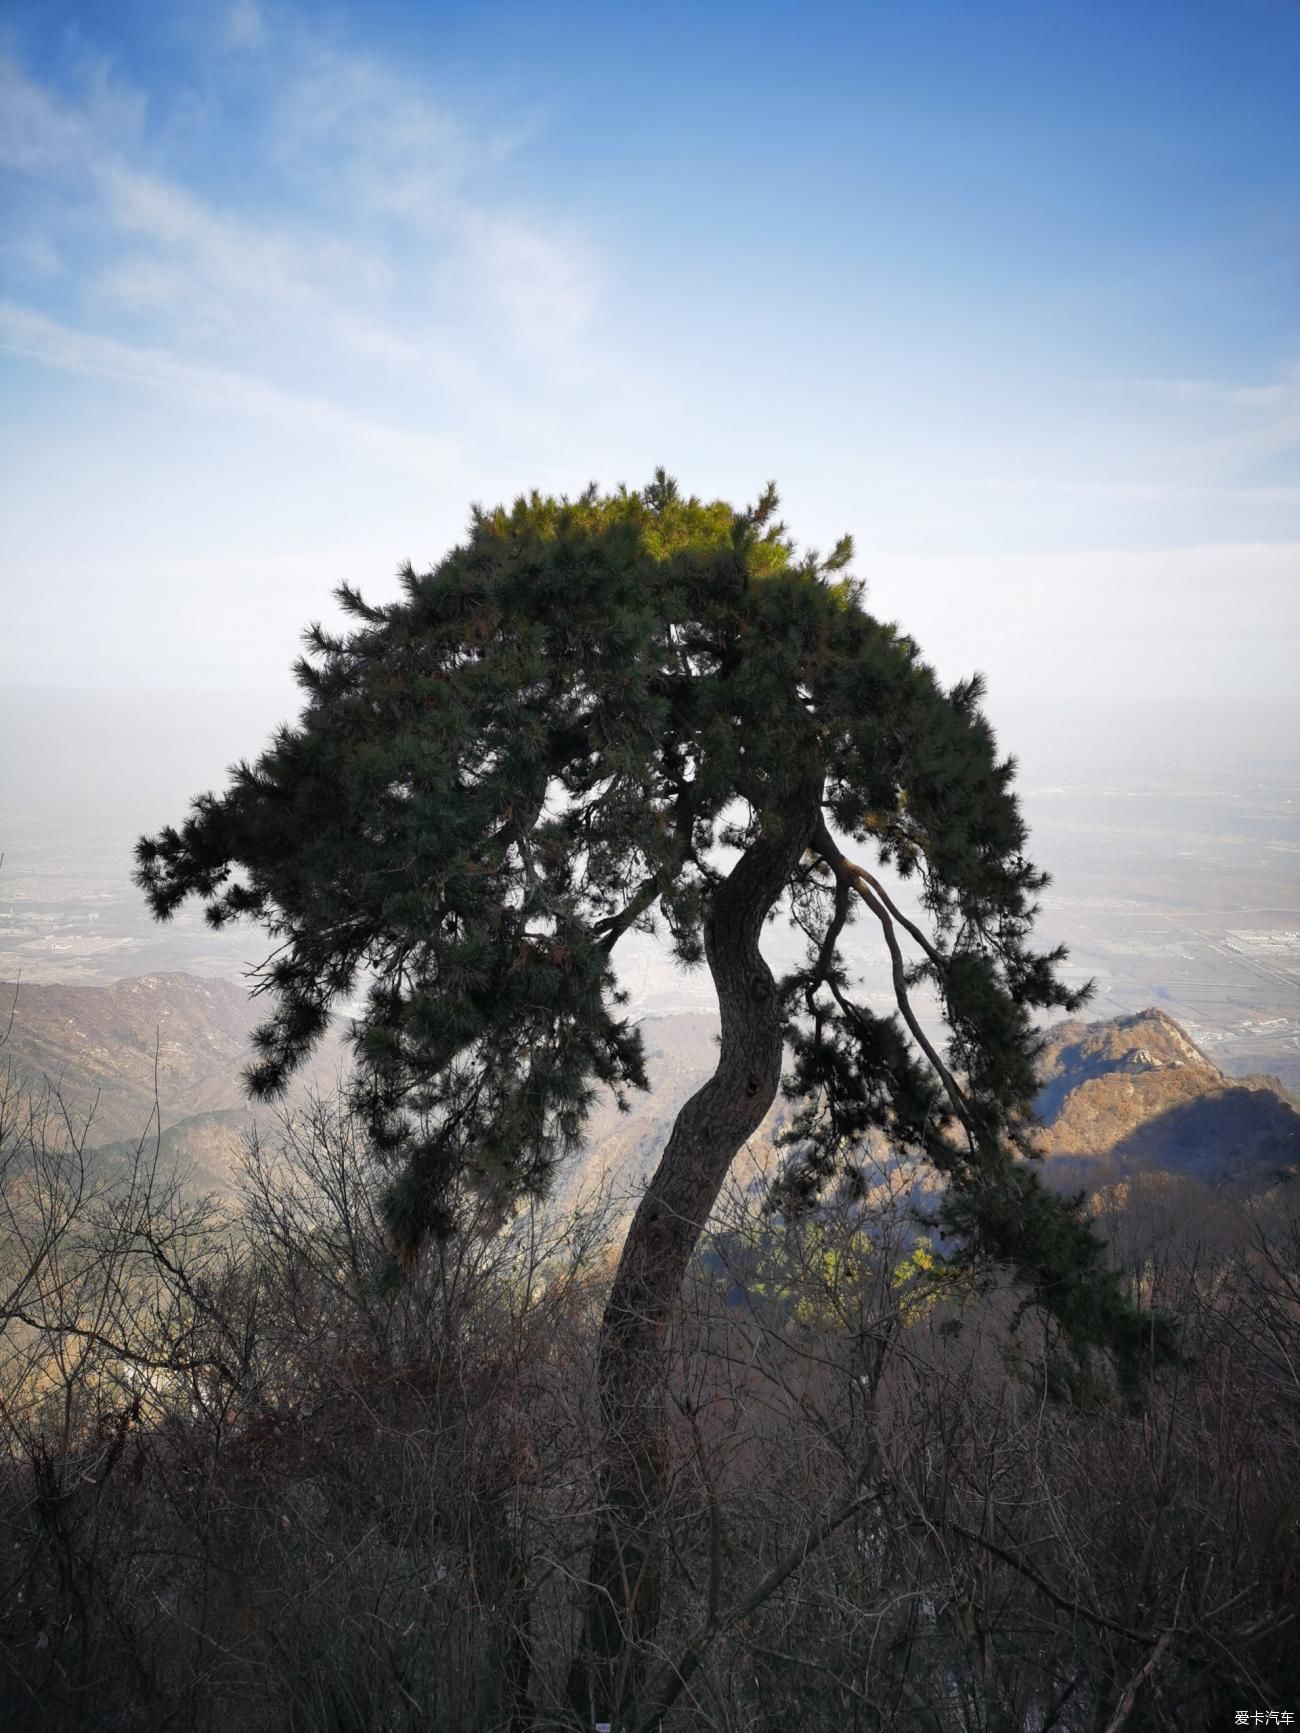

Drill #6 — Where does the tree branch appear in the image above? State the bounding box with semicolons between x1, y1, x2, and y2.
630;1479;885;1733
811;813;976;1145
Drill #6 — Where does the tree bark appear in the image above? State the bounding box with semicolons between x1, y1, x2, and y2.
568;776;822;1728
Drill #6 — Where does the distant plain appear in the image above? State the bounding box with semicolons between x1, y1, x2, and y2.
3;690;1296;1090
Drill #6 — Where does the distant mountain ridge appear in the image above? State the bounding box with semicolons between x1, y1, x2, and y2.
1032;1006;1300;1183
0;972;350;1153
3;977;1296;1199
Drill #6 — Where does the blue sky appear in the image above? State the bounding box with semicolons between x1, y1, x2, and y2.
1;0;1297;713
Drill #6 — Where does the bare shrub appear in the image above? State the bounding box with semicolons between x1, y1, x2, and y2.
1;1079;1296;1731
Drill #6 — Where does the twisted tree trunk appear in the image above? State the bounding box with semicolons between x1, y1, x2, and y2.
568;778;822;1728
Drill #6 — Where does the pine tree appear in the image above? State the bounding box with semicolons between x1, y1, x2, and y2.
136;472;1174;1726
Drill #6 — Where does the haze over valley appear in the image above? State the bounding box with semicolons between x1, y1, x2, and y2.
3;688;1296;1210
5;689;1296;1104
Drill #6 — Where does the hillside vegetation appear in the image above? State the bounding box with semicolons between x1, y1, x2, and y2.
1;1015;1297;1729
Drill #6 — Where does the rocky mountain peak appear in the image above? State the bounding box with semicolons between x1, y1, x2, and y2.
1033;1007;1299;1182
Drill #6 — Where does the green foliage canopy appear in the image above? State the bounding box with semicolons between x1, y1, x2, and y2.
137;473;1167;1377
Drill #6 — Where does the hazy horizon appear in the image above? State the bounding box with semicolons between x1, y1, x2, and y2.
2;3;1296;1080
4;683;1296;1093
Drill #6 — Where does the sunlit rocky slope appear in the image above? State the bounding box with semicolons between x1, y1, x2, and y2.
1033;1006;1300;1182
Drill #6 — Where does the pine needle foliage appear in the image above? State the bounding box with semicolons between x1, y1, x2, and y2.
136;472;1173;1379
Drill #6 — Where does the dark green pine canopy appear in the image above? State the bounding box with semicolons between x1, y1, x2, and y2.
136;473;1174;1382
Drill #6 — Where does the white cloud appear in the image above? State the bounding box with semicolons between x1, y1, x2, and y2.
0;301;462;474
0;231;62;279
0;51;145;174
1092;369;1300;477
264;36;592;369
226;1;266;50
0;55;90;171
96;162;319;327
77;50;148;141
458;210;599;369
0;27;603;425
272;40;489;213
93;257;190;314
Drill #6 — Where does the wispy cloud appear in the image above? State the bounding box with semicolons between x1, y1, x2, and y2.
267;35;591;367
0;230;62;281
0;50;143;172
0;301;462;475
225;1;266;51
1092;369;1300;476
458;210;599;367
273;40;490;212
0;54;92;171
0;24;605;461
